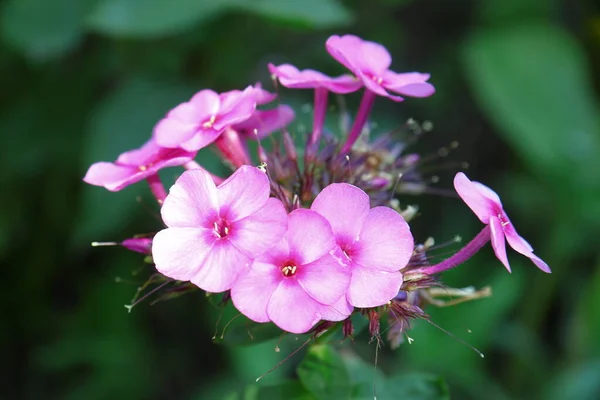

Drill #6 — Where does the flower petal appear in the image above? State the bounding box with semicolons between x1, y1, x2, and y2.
161;169;219;228
234;105;295;139
352;207;414;272
453;172;496;224
83;162;140;191
504;224;551;273
311;183;370;246
191;240;251;292
490;216;511;272
297;253;350;305
319;296;353;322
189;89;221;118
217;165;270;222
153;117;199;149
229;198;288;258
230;262;281;323
347;265;403;308
287;209;336;265
152;227;215;281
115;139;157;166
267;279;322;334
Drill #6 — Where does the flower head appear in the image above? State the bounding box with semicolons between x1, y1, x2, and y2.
269;63;362;94
154;87;257;151
152;165;288;292
326;34;435;102
231;209;351;334
83;138;195;191
311;183;414;308
454;172;551;273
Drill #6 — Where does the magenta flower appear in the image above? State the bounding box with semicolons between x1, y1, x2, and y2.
454;172;551;273
83;138;195;192
268;63;362;94
122;237;153;254
325;34;435;102
311;183;414;308
230;209;351;334
152;166;288;292
154;87;257;151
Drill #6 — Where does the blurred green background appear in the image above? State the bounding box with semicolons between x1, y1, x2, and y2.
2;0;599;399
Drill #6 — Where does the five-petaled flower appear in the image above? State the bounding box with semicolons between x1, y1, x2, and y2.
454;172;551;273
231;209;351;334
152;166;288;292
154;87;257;151
326;34;435;102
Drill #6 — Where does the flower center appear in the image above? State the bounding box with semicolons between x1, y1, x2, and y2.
213;219;230;239
281;264;297;277
497;212;510;227
203;115;217;129
371;75;383;85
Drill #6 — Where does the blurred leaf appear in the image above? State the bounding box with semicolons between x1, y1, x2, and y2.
542;360;600;400
477;0;554;24
238;0;353;29
297;344;351;400
386;373;450;400
87;0;233;38
255;380;315;400
74;77;193;244
1;0;89;60
463;23;600;190
569;265;600;358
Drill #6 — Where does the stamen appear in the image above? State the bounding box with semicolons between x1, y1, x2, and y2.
202;115;216;128
281;265;297;276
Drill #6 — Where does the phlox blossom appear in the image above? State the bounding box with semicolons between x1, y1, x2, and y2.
83;138;195;191
152;165;288;292
154;87;257;151
268;63;362;94
311;183;414;308
326;34;435;101
231;209;351;334
454;172;551;273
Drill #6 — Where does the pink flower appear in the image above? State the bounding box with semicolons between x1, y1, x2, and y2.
454;172;551;273
83;138;195;191
122;237;153;254
311;183;414;308
152;166;288;292
325;34;435;102
154;87;257;151
268;63;362;94
230;209;351;334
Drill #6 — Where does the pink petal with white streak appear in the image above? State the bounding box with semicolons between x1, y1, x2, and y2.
319;296;353;322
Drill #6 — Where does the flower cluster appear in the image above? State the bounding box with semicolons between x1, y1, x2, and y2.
85;35;550;341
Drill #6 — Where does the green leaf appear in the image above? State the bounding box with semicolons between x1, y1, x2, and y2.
87;0;233;38
74;77;193;244
238;0;353;29
462;23;600;189
256;380;316;400
297;344;351;400
1;0;89;60
386;373;450;400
